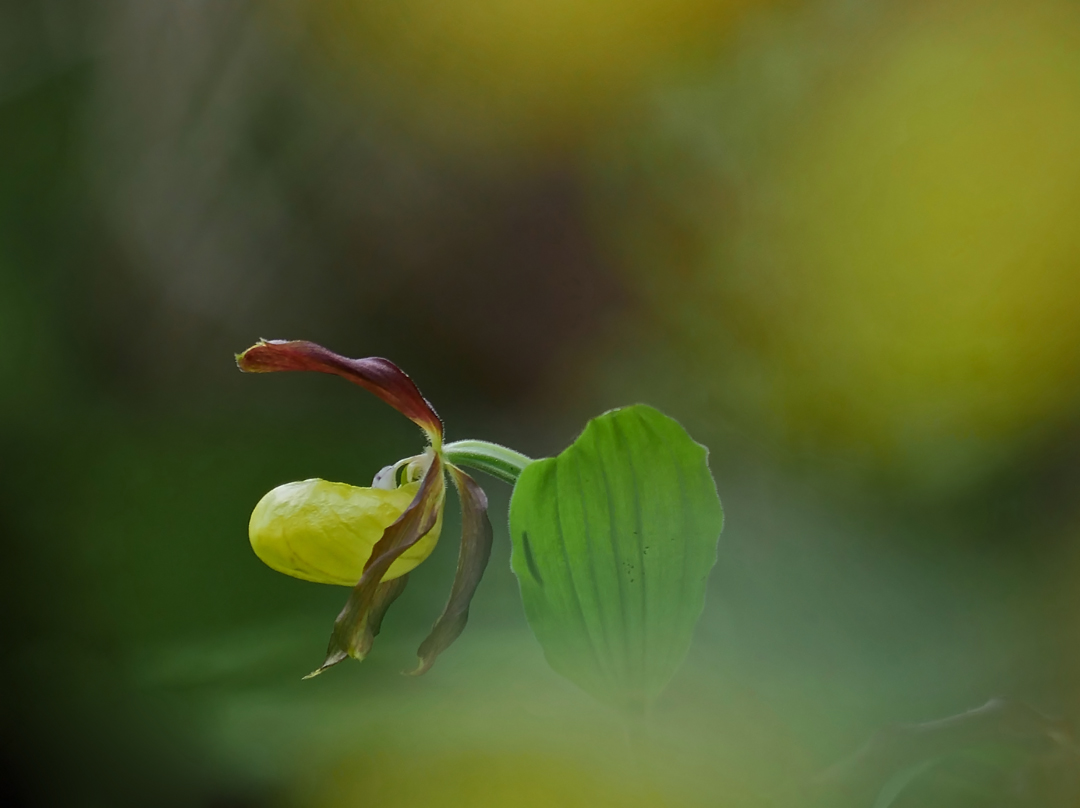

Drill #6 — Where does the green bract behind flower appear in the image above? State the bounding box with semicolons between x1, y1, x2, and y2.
249;479;443;586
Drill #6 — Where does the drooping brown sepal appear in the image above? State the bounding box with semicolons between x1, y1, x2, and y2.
305;454;446;678
236;340;443;443
406;465;493;676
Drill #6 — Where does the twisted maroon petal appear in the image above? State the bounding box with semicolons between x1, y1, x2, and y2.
305;454;447;677
237;339;443;442
406;465;493;676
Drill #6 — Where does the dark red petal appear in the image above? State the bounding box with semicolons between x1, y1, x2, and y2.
359;574;410;659
407;465;493;676
237;340;442;442
367;574;410;639
306;454;446;677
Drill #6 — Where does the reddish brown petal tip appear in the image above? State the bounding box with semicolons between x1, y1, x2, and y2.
236;339;442;442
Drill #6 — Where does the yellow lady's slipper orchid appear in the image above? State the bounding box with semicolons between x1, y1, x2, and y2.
249;479;444;586
237;339;529;678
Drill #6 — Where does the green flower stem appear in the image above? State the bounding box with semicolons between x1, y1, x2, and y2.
443;440;534;486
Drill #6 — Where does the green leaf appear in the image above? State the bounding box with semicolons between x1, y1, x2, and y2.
508;404;723;712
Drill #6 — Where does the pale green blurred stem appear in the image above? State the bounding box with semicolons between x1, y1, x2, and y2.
442;440;533;486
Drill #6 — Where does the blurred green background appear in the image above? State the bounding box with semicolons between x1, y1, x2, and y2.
5;0;1080;805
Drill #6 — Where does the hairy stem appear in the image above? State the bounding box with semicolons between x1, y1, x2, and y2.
443;439;533;486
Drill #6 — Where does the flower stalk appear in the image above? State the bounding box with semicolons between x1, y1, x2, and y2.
443;440;533;485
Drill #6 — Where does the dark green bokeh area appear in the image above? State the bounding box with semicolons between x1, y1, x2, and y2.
5;0;1080;806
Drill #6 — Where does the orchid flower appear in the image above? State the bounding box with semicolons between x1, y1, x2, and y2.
236;339;531;677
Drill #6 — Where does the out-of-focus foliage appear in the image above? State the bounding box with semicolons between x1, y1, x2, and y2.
5;0;1080;806
587;0;1080;492
301;0;776;150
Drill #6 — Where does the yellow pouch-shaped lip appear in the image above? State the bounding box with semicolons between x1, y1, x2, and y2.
249;479;442;586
